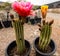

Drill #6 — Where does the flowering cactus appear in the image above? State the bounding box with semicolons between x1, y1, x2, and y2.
38;5;54;51
12;1;33;54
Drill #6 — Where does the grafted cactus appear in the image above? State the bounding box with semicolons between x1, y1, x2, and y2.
38;20;54;51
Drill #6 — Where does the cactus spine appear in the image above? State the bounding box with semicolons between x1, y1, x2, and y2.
39;19;53;51
13;16;25;54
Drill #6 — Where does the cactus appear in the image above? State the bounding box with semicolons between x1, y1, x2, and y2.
38;5;54;52
38;19;54;51
12;16;25;54
11;1;33;55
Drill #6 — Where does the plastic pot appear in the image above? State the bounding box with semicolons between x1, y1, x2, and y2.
34;37;56;56
3;21;12;28
5;40;31;56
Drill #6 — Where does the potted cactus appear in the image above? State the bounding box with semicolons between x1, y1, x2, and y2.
3;6;11;28
5;1;34;56
34;5;56;56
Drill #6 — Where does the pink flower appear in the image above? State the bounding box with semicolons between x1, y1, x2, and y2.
12;1;33;17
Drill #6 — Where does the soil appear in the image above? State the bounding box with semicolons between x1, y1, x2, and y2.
8;46;29;56
36;44;52;53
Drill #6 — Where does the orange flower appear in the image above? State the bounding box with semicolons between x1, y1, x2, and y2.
41;5;48;18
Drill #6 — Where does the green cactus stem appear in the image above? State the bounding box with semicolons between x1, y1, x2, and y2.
39;19;53;51
12;17;25;54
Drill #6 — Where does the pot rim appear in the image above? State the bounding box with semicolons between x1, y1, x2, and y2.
33;37;56;55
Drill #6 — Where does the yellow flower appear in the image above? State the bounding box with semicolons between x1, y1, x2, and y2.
41;5;48;18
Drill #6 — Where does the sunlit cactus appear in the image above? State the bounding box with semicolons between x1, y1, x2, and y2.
38;5;54;51
11;1;33;55
12;16;25;54
38;20;54;51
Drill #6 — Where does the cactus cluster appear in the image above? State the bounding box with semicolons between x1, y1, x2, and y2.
38;19;54;51
12;16;25;54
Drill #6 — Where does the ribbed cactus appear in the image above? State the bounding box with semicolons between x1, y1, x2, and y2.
12;16;25;54
38;19;54;51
